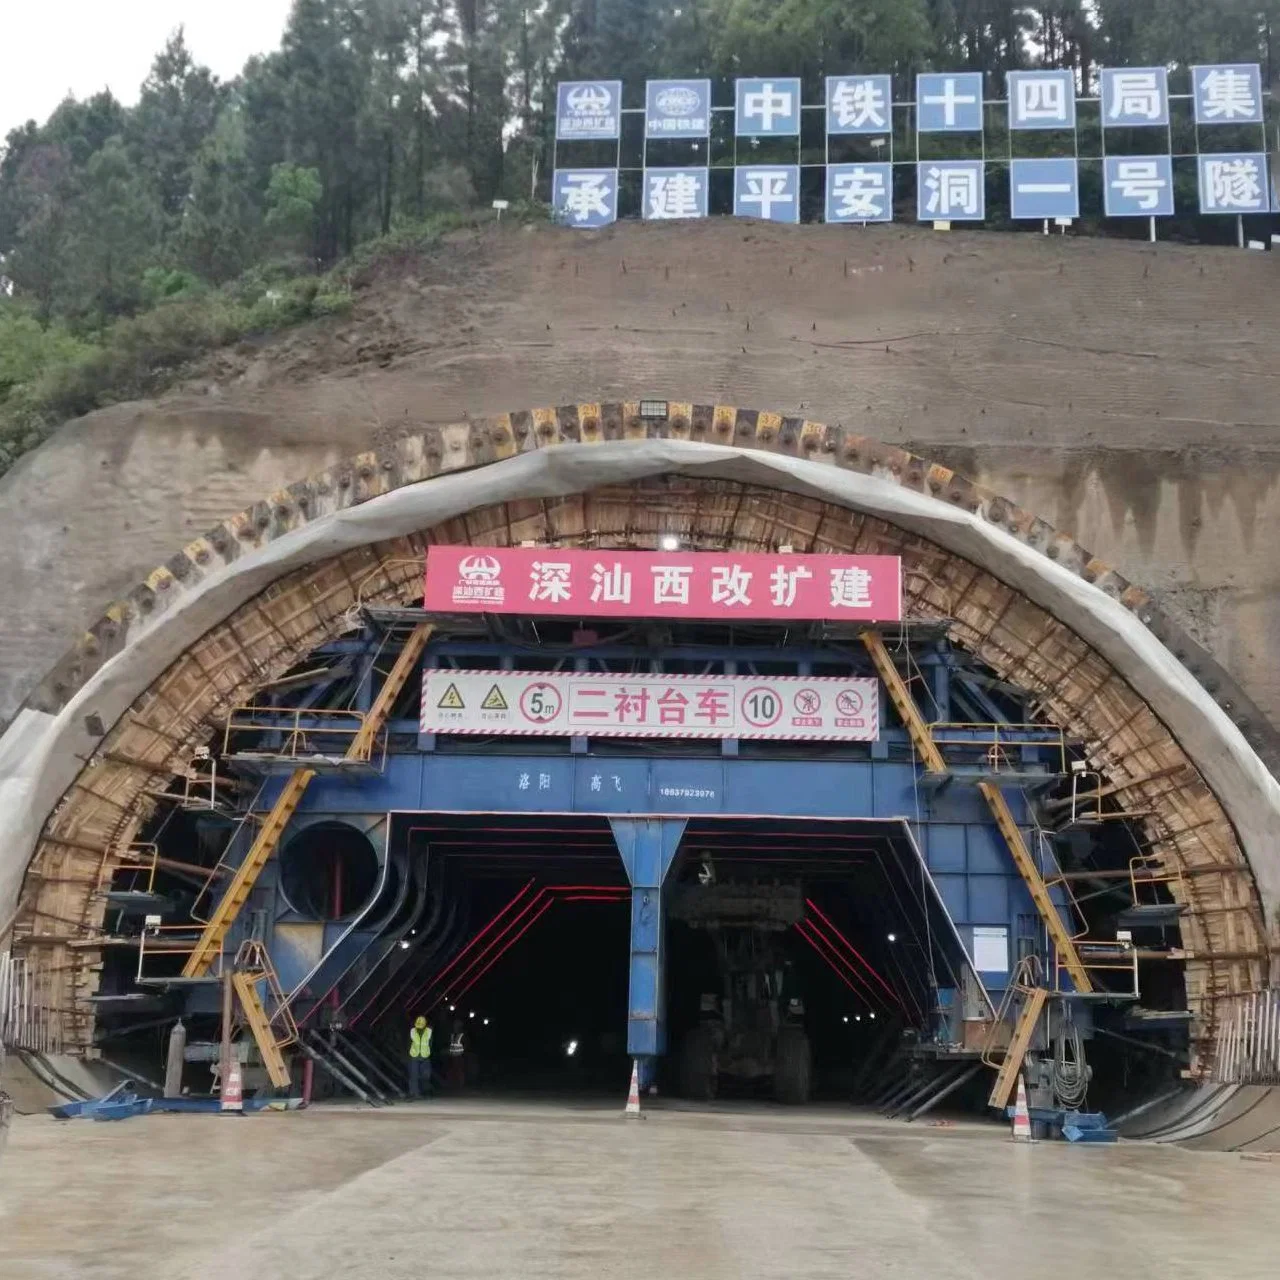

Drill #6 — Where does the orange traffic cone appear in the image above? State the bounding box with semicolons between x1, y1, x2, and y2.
623;1059;643;1118
1011;1074;1033;1143
221;1056;244;1114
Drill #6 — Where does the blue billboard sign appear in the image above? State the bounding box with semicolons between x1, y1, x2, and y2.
552;169;619;228
1006;70;1075;130
735;78;801;136
555;81;622;141
825;164;893;222
826;75;892;135
918;160;985;220
645;80;712;138
1198;153;1269;213
643;168;709;220
734;166;800;222
1103;155;1174;216
1100;67;1169;127
916;73;984;132
1192;64;1264;125
1009;158;1079;219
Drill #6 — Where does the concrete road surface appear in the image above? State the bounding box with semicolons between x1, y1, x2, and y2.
1;1099;1277;1279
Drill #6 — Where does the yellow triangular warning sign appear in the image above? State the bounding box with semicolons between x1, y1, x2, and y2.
437;682;465;710
481;683;509;711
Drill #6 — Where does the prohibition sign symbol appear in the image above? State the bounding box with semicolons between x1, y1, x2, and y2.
793;689;822;716
519;682;562;724
741;685;784;729
836;689;865;717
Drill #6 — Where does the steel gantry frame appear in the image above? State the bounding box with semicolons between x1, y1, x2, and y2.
182;624;433;978
860;629;1094;995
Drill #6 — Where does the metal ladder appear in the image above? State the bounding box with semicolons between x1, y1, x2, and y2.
983;956;1050;1110
978;781;1093;994
182;623;433;978
230;940;298;1091
860;630;947;774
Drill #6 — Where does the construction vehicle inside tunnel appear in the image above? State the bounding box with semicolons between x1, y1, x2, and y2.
78;562;1198;1133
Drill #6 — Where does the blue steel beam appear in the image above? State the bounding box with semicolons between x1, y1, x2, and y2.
610;819;686;1059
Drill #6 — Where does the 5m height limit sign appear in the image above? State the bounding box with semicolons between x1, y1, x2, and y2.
421;671;880;742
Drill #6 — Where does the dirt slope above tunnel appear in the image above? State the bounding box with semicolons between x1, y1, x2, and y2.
1;219;1278;725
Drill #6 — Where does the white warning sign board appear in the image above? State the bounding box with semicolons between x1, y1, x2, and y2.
420;671;879;741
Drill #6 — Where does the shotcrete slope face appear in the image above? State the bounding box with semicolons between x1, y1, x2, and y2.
3;223;1280;729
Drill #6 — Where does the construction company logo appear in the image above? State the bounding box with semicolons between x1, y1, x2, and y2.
566;83;613;116
557;80;622;139
451;554;504;607
646;79;711;137
655;85;700;117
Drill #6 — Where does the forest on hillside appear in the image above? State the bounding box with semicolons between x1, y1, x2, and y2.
0;1;1276;472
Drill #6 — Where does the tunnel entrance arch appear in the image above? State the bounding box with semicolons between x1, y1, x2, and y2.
2;402;1275;1080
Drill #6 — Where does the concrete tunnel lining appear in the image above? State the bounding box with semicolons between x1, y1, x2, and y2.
1;435;1278;940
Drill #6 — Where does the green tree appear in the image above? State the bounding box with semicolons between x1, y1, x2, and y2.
64;137;161;319
178;110;263;282
265;161;324;254
127;29;227;223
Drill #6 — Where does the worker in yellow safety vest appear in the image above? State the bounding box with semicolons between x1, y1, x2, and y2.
408;1014;433;1099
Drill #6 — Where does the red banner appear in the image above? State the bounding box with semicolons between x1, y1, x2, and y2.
424;546;901;622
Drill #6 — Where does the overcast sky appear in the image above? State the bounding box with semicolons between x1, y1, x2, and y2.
3;2;295;137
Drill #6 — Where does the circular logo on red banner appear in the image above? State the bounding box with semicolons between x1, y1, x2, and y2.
519;682;563;724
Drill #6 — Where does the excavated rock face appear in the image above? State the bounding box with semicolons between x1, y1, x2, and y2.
0;222;1277;729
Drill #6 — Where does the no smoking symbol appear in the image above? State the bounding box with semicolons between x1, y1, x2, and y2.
836;689;865;716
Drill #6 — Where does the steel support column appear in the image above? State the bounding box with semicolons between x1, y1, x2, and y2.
609;819;686;1062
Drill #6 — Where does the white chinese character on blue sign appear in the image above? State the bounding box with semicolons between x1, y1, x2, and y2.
1103;155;1174;217
736;78;801;136
826;164;892;223
1101;68;1169;127
916;73;983;132
917;161;984;220
644;168;708;221
556;81;622;141
734;166;800;222
646;80;712;138
553;170;618;228
827;75;892;135
1198;153;1269;213
1009;158;1079;220
1192;64;1263;125
1007;70;1075;130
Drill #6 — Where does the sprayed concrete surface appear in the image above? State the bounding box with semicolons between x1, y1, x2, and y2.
1;1100;1278;1280
2;222;1280;725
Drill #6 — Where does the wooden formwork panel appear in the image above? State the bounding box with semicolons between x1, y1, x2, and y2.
13;479;1267;1069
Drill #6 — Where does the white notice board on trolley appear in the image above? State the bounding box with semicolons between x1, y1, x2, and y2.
421;671;880;742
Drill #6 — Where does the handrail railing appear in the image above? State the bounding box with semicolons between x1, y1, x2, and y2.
222;705;378;764
928;721;1069;775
